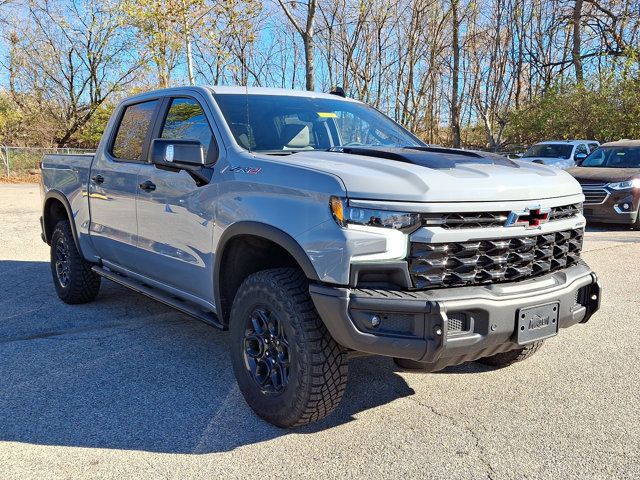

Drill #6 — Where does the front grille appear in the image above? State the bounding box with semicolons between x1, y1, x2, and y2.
549;203;582;221
581;187;608;205
408;228;584;289
422;211;508;229
422;204;581;229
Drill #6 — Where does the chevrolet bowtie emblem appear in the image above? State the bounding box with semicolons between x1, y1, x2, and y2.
505;207;551;228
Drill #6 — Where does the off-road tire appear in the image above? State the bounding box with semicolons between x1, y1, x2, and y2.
230;268;348;428
476;341;544;368
50;220;101;304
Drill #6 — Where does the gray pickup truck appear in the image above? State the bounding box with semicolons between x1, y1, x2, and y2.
40;86;601;427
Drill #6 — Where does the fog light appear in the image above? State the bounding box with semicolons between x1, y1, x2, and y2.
623;203;630;210
370;315;381;328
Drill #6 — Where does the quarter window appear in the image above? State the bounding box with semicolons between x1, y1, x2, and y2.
111;100;158;161
161;98;214;158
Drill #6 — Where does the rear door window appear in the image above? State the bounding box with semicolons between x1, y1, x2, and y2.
111;100;159;161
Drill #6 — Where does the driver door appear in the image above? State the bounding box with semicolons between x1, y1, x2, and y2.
134;95;219;302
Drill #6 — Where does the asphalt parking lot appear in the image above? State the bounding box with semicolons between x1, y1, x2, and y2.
0;183;638;479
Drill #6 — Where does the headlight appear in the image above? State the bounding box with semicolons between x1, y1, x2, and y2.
330;196;420;231
607;179;640;190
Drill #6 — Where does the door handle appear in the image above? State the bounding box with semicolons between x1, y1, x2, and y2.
139;180;156;191
91;174;104;184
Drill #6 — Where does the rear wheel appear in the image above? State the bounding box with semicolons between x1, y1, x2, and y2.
50;220;101;304
475;341;544;368
230;268;348;427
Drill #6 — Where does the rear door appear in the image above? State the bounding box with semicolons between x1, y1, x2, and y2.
134;94;219;302
88;98;160;268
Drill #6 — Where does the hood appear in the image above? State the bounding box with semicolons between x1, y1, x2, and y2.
267;147;582;202
567;166;640;185
521;156;567;163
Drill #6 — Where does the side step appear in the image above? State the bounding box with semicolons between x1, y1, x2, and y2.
92;266;224;329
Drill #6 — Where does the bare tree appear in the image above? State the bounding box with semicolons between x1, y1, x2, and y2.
450;0;462;147
572;0;585;83
4;0;141;146
276;0;317;90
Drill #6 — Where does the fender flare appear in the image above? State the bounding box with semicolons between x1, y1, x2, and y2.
42;190;83;254
213;221;320;312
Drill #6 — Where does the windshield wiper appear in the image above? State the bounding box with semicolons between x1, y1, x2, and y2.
257;150;306;156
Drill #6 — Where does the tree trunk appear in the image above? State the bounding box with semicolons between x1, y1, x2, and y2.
303;34;315;91
451;0;462;148
572;0;584;84
183;10;195;86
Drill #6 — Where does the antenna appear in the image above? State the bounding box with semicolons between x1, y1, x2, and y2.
245;81;251;154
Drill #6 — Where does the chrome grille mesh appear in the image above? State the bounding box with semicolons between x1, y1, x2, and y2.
549;203;582;221
408;228;584;289
422;204;581;229
582;189;608;205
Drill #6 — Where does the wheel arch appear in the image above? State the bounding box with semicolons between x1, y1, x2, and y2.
43;190;82;254
214;222;320;325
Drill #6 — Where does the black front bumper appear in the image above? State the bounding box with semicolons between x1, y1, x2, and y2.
310;263;601;371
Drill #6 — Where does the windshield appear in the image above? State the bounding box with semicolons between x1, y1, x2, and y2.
213;94;422;152
523;143;574;159
581;146;640;168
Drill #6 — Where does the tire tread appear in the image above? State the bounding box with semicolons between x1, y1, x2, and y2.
476;340;544;368
230;267;348;427
51;220;101;304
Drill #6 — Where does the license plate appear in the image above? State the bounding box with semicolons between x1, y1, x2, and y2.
516;303;559;345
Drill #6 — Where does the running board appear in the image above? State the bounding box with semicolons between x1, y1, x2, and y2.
92;266;224;330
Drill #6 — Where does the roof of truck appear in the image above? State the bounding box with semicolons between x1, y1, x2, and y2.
207;85;360;102
119;85;362;105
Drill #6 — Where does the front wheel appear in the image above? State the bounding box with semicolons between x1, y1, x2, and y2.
229;268;349;427
475;341;544;368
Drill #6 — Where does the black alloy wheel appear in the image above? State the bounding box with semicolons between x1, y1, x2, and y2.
243;306;291;393
54;236;71;288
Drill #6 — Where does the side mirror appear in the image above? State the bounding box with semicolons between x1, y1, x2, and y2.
150;138;205;167
574;153;587;165
149;138;213;186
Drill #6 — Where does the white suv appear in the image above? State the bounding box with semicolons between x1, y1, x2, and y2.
518;140;600;170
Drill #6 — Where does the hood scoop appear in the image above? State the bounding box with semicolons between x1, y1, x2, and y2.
330;146;519;170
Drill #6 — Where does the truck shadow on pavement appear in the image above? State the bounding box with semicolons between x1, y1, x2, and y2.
0;260;425;454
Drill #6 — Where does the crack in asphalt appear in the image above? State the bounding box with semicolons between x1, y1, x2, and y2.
0;315;190;344
394;387;497;479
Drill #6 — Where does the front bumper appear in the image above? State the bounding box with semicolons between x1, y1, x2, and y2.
310;263;601;371
583;189;639;225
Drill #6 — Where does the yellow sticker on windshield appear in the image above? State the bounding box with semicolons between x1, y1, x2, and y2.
318;112;337;118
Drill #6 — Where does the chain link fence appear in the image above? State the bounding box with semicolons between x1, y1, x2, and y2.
0;146;95;178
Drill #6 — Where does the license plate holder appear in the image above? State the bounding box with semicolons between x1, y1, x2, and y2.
516;303;559;345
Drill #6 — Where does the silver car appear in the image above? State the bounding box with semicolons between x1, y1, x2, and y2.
518;140;600;170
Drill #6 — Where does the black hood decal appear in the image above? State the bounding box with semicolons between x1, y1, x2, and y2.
332;146;518;169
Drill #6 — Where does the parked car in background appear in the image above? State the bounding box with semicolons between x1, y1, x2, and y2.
567;140;640;229
517;140;600;170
